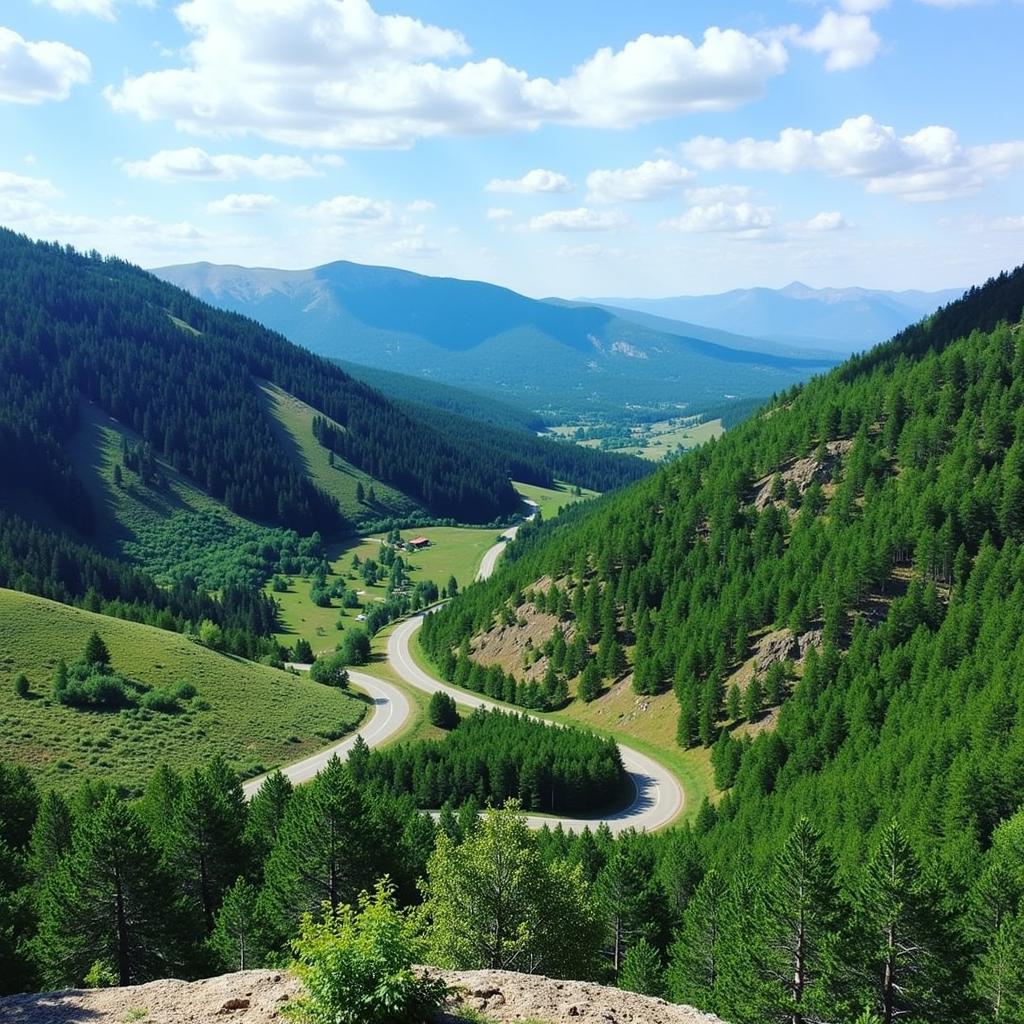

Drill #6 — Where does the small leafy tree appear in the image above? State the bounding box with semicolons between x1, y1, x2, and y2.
198;620;224;651
287;879;448;1024
309;653;350;688
337;628;371;666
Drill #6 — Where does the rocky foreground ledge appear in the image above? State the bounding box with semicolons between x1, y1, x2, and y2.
0;967;725;1024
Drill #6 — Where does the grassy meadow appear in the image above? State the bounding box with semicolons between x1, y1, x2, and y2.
259;381;420;522
0;589;365;794
510;479;598;520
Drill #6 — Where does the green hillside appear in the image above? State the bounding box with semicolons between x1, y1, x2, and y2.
0;588;364;793
258;382;421;523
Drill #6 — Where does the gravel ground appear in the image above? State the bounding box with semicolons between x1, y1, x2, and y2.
0;968;725;1024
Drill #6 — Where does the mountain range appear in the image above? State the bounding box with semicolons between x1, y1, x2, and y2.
154;261;840;422
587;282;964;353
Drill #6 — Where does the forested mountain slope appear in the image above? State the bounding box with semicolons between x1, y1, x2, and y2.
155;259;835;421
424;265;1024;873
0;231;646;546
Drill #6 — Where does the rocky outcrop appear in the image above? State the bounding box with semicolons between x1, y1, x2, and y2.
0;968;726;1024
752;438;853;511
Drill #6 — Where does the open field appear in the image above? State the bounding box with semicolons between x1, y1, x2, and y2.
267;525;504;656
0;589;365;794
550;418;724;462
510;479;598;520
259;382;419;523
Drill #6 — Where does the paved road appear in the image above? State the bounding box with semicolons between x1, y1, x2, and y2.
386;614;683;834
247;518;685;831
242;670;409;799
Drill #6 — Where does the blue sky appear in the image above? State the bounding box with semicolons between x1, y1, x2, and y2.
1;0;1022;298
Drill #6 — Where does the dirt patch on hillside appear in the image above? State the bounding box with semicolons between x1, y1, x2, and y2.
471;599;577;684
752;438;853;511
0;969;724;1024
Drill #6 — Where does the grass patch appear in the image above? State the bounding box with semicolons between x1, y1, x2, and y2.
511;480;598;520
268;527;502;657
259;381;420;523
0;588;365;794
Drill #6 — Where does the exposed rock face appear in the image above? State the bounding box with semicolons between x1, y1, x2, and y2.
437;968;726;1023
752;438;853;511
0;968;726;1024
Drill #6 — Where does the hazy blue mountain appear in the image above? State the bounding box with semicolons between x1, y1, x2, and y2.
585;282;964;353
154;260;837;422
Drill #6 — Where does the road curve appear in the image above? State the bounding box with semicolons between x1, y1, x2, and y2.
242;670;409;799
247;519;685;832
386;615;683;834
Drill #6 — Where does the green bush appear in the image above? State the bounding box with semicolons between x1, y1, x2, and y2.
308;654;350;688
336;628;371;666
13;672;29;698
287;880;448;1024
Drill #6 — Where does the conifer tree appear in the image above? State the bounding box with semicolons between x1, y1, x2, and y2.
83;630;110;666
35;794;180;987
619;937;665;997
243;770;293;874
261;756;379;940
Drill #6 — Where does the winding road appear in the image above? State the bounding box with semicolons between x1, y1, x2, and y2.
246;518;685;832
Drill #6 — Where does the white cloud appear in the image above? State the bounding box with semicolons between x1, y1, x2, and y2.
486;169;573;194
313;154;346;168
586;159;694;203
684;184;752;205
916;0;986;6
556;243;631;262
406;199;435;213
0;26;91;104
384;235;440;257
299;194;394;224
840;0;889;11
485;207;514;221
120;147;320;181
106;0;788;148
664;201;774;234
206;192;279;214
34;0;117;19
0;170;62;199
682;115;1024;201
791;11;881;71
526;207;628;232
803;210;849;231
985;215;1024;231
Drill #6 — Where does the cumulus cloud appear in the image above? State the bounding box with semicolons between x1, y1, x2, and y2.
299;194;395;224
840;0;889;12
205;192;278;214
0;26;91;104
790;11;881;71
0;170;62;199
120;147;320;181
34;0;117;18
682;115;1024;201
526;207;628;232
384;235;440;257
105;0;788;147
803;210;849;231
585;159;694;203
663;201;774;235
486;169;573;194
684;184;753;205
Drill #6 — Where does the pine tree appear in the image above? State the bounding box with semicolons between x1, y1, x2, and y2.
759;818;846;1023
35;794;180;987
619;937;665;997
83;630;110;666
667;868;729;1010
726;682;741;721
578;661;601;703
209;877;269;972
165;758;248;936
855;821;972;1024
743;675;764;722
28;790;74;881
243;770;293;873
261;756;379;940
